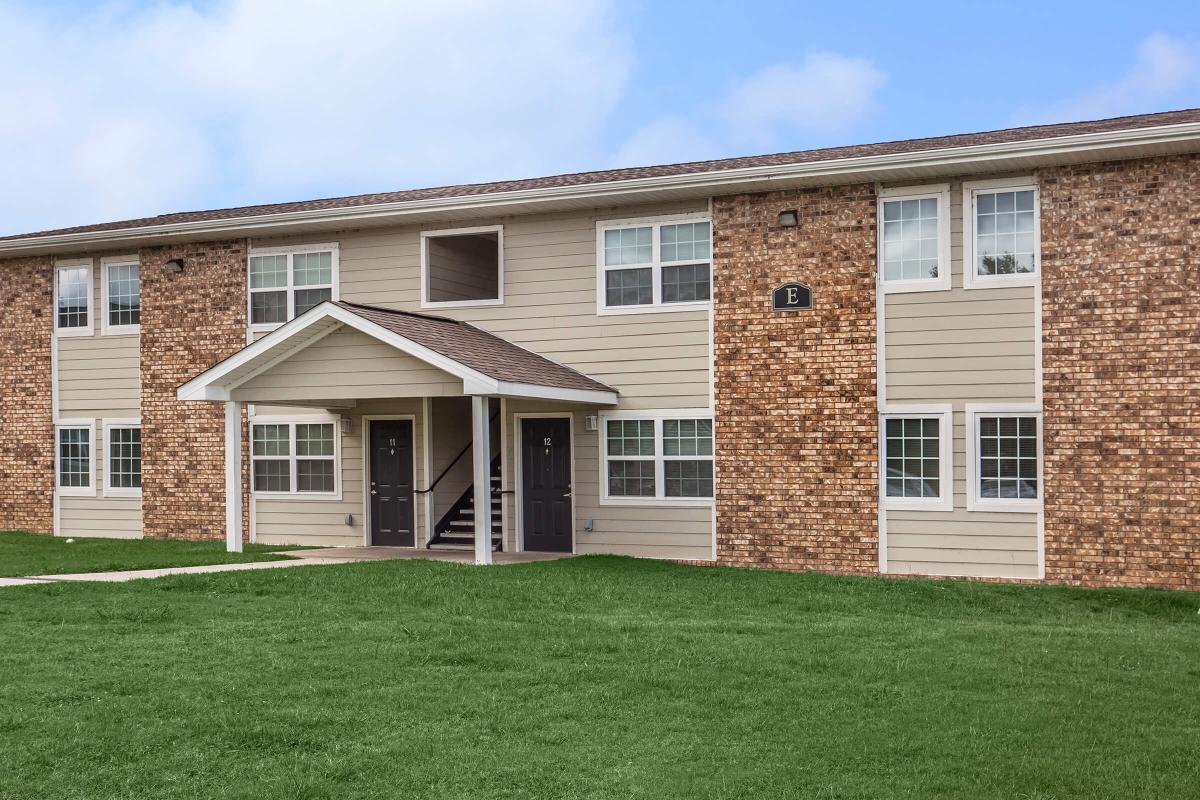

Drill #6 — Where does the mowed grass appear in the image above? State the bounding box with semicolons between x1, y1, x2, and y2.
1;556;1197;799
0;530;297;577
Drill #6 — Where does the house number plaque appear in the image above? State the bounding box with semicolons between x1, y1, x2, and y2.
772;282;812;311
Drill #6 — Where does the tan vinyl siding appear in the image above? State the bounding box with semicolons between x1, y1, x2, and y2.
501;399;713;561
232;327;463;402
881;177;1039;578
58;431;142;539
256;199;713;410
57;272;140;417
252;398;426;547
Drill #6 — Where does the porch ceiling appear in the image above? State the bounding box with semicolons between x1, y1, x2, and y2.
176;301;619;406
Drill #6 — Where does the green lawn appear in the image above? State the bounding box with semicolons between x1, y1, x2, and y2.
0;530;297;577
1;556;1197;799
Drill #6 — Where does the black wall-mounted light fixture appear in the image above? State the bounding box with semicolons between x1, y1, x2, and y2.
777;209;799;228
166;258;185;273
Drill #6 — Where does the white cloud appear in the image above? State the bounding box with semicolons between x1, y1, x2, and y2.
1014;33;1200;124
0;0;632;235
611;52;886;168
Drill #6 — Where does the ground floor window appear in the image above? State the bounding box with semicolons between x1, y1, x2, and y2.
56;424;93;495
602;412;713;502
966;405;1042;511
251;421;338;496
105;423;141;493
880;407;952;511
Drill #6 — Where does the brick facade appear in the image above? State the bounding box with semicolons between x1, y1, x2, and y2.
712;185;879;573
140;241;249;540
0;256;54;534
1040;154;1200;590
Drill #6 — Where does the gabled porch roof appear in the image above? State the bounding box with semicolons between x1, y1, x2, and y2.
177;301;618;405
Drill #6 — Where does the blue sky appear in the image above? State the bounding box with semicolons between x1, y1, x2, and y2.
1;0;1198;236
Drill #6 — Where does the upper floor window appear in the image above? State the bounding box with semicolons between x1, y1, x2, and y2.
601;411;713;503
55;261;92;336
421;226;503;308
963;179;1039;289
878;185;951;293
597;217;711;313
102;257;140;333
248;244;338;329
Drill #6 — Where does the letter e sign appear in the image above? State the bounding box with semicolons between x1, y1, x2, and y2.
772;282;812;311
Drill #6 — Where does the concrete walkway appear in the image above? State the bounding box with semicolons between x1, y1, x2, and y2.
0;546;571;587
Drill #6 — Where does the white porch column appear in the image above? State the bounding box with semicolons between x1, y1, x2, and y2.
471;395;493;565
224;400;243;553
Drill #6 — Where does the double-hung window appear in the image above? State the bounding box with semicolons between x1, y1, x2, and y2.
55;260;93;336
965;405;1042;511
102;257;140;333
878;185;951;293
964;179;1039;288
104;422;141;495
880;406;952;511
602;412;713;502
598;218;711;312
248;244;338;330
56;422;94;496
251;421;339;496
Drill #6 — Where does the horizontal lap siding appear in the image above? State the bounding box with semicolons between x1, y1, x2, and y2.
503;400;712;561
882;177;1039;579
58;445;142;539
252;398;426;547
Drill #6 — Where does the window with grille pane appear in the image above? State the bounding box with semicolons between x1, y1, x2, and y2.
57;267;89;329
251;422;337;494
978;416;1038;499
884;418;940;498
106;263;140;327
58;427;91;488
975;190;1036;276
606;419;655;496
601;219;711;309
882;197;940;281
108;427;141;489
249;250;335;325
603;416;714;500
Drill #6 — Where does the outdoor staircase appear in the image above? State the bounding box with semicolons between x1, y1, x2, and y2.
428;454;503;551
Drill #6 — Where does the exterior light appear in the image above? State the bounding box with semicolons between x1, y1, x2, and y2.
166;258;185;272
777;209;799;227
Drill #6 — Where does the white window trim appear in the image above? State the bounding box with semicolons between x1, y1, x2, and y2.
596;213;712;316
962;177;1040;290
598;408;713;507
419;224;505;309
54;258;93;338
102;418;142;498
879;404;954;512
55;418;96;497
250;416;342;500
965;402;1043;513
247;242;340;333
877;184;952;294
100;255;141;336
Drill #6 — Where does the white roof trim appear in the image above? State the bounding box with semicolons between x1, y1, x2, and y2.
176;303;618;405
6;120;1200;254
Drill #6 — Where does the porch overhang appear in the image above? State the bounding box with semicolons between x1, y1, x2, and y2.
177;301;619;406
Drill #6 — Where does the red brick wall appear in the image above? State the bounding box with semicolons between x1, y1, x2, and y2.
1041;154;1200;590
0;256;54;534
712;185;879;573
140;241;249;540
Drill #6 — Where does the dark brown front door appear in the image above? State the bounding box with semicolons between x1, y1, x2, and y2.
369;419;415;546
521;417;572;552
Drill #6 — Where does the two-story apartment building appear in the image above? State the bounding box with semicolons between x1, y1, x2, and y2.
1;108;1197;589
